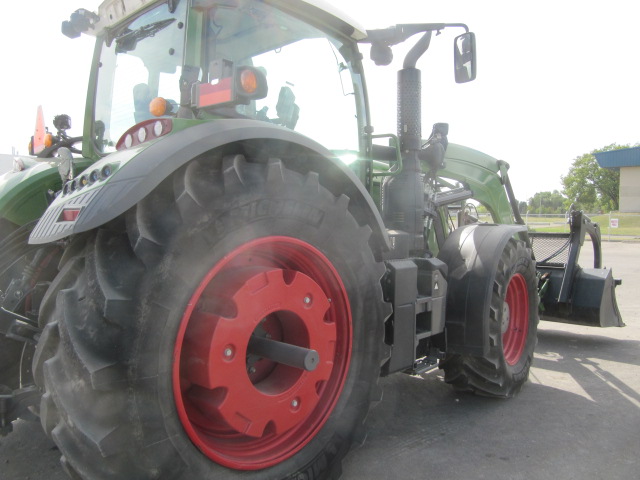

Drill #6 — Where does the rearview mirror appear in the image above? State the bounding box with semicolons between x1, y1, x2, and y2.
454;32;477;83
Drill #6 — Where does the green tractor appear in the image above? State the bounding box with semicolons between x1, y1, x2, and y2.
0;1;622;478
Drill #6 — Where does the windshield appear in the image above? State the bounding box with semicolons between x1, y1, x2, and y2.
94;2;187;152
93;0;361;153
195;0;360;150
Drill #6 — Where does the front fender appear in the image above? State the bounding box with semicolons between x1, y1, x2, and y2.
437;223;528;356
29;119;390;253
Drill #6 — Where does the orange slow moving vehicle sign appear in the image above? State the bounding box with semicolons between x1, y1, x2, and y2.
31;106;47;155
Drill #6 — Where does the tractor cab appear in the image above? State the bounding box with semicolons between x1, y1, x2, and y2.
65;0;365;159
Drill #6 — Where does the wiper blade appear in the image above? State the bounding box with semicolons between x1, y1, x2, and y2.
115;18;175;53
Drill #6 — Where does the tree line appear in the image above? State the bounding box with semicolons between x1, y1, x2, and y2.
522;143;637;214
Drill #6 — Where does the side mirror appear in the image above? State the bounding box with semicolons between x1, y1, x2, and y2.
454;32;477;83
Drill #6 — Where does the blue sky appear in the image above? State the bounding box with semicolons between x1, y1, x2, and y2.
2;0;639;201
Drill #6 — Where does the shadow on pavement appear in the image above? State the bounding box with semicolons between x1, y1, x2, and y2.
342;328;640;480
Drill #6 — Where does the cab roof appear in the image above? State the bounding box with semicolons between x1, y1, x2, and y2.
88;0;367;40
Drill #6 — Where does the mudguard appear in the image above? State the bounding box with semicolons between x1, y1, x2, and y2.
29;119;389;253
437;223;528;356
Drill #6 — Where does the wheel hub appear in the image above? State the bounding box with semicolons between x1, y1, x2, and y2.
501;303;510;334
502;273;529;366
182;267;334;437
173;237;352;470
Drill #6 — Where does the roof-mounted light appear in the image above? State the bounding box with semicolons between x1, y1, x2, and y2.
61;9;99;39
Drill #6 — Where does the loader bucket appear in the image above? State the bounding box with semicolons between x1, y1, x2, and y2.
530;211;623;328
536;264;623;327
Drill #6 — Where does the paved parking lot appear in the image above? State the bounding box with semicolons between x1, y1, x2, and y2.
2;242;638;480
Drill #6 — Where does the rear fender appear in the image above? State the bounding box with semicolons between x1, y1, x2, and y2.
29;120;390;255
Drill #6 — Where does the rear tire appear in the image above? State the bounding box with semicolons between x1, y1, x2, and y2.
36;154;388;479
440;237;538;398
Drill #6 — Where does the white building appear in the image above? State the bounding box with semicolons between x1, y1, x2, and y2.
594;146;640;213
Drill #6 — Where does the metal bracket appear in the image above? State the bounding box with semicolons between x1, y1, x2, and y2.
0;307;40;344
0;385;40;436
381;257;448;375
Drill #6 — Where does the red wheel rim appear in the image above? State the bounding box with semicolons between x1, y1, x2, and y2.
173;236;352;470
502;273;529;366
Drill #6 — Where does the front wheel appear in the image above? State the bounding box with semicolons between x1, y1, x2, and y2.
36;155;388;479
0;220;60;414
439;234;539;398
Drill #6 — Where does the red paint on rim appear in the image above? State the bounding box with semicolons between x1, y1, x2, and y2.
172;236;352;470
503;273;529;366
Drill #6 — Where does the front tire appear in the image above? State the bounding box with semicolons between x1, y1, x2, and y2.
440;236;538;398
36;154;388;479
0;220;60;395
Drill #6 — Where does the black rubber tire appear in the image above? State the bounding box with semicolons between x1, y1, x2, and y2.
439;238;538;398
35;153;388;480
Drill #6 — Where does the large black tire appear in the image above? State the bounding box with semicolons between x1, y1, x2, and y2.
439;237;538;398
35;153;389;479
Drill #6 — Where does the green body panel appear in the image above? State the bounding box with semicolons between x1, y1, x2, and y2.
0;157;94;226
367;141;514;224
439;143;514;224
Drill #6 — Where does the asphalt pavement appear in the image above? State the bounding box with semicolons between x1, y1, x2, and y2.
1;241;638;480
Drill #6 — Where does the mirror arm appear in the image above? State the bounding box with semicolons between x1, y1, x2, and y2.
364;23;469;45
403;31;433;69
443;23;469;33
365;23;470;67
